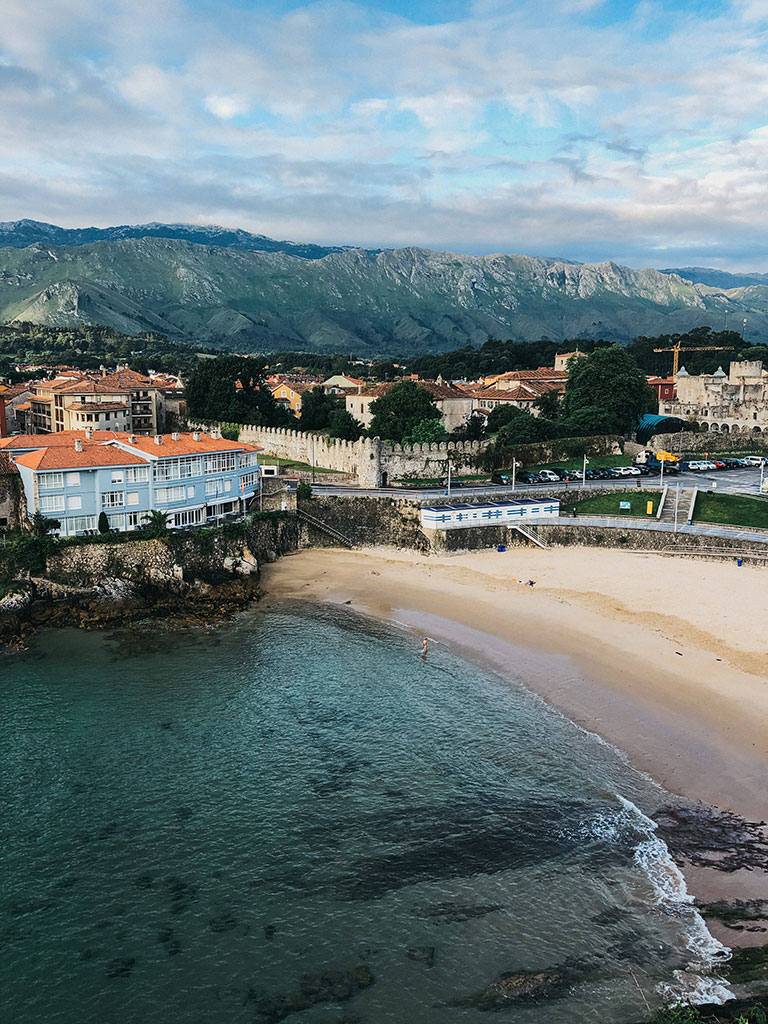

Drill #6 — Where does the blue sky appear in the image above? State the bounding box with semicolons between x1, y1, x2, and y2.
1;0;767;269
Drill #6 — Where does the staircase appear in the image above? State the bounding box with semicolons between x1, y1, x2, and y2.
658;487;693;525
298;509;356;548
511;524;549;549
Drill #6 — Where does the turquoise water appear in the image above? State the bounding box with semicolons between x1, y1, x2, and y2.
0;602;728;1023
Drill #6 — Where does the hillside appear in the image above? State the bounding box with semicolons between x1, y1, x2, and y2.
1;231;767;354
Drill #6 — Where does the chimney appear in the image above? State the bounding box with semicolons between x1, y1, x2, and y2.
172;431;180;441
75;438;83;452
154;434;162;446
210;427;221;440
85;426;94;440
128;434;136;444
193;431;201;442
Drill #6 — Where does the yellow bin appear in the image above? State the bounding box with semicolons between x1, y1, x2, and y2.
646;500;654;516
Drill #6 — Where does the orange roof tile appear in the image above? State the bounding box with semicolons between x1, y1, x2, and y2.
111;432;262;457
0;430;120;450
14;444;148;472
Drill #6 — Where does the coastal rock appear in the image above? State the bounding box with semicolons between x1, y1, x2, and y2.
406;946;435;965
254;965;375;1022
655;804;768;873
446;968;570;1010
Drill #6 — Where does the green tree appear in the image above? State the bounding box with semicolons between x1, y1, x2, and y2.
328;408;363;440
142;510;169;538
564;345;656;434
450;415;486;441
495;407;547;446
186;356;295;427
368;382;441;443
486;404;520;434
300;387;339;430
98;511;110;534
532;390;563;421
403;418;448;445
30;512;60;538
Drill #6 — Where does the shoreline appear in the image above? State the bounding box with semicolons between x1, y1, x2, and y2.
260;545;768;947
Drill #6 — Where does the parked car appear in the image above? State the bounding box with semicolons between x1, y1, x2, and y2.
537;470;561;483
742;456;767;466
441;477;465;487
635;465;650;475
516;471;540;484
602;467;622;478
613;466;641;476
491;472;513;485
723;458;745;468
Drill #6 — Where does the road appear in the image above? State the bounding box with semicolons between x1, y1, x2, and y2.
311;467;766;500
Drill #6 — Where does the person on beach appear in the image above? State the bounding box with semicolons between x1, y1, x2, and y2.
527;580;536;587
422;637;428;657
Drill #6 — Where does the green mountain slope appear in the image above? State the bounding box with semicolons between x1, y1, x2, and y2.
1;237;765;354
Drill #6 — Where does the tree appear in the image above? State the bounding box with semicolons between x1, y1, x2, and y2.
486;404;520;434
300;387;339;430
494;407;547;446
98;511;110;534
368;382;441;443
403;418;448;445
450;414;486;442
564;346;656;435
532;391;563;421
142;510;169;538
186;356;295;427
328;408;363;440
30;512;60;537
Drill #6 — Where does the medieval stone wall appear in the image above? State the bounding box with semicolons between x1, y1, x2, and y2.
651;431;768;453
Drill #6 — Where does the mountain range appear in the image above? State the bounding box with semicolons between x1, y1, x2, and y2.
0;220;766;355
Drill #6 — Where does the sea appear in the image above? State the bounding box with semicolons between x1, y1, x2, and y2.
0;601;732;1024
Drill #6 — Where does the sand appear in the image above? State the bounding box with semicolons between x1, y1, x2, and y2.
261;544;768;940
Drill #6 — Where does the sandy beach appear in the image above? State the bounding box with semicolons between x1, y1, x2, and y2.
262;544;768;941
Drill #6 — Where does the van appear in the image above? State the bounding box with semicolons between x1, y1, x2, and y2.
537;470;561;483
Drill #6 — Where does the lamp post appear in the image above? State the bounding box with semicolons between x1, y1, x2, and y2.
447;460;452;498
311;433;315;485
512;458;516;492
674;481;680;533
660;455;665;489
761;460;765;494
582;454;588;483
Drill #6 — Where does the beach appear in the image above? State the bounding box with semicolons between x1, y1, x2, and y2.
262;545;768;942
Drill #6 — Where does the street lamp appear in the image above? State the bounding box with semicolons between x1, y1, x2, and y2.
582;454;589;483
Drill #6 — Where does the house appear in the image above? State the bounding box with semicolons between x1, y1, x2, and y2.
659;361;768;434
481;367;569;390
270;381;315;418
322;374;366;394
648;376;676;404
24;369;168;436
1;429;261;536
0;384;34;434
0;451;20;530
553;350;586;371
345;381;474;433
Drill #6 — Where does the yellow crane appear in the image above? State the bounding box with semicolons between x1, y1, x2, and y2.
653;341;734;376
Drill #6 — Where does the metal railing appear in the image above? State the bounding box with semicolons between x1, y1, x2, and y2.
297;509;356;548
511;524;548;549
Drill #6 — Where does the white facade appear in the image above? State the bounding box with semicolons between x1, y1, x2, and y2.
421;499;560;530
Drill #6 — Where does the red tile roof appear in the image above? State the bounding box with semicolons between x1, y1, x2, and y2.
0;430;121;449
111;432;262;457
14;444;148;472
356;381;470;401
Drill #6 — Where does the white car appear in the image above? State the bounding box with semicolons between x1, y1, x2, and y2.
742;456;766;466
537;470;561;482
614;465;641;476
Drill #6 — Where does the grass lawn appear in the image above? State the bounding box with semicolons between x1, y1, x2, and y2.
693;493;768;529
258;455;346;475
397;474;490;487
571;490;661;517
525;454;632;473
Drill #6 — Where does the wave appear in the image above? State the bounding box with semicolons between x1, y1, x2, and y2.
617;795;733;1006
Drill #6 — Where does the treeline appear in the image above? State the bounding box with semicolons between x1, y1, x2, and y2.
0;323;207;379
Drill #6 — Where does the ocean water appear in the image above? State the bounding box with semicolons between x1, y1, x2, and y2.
0;601;730;1024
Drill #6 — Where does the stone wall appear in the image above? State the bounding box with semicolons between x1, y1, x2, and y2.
299;496;429;550
0;458;22;531
652;431;768;454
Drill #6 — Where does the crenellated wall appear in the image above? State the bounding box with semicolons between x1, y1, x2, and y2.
217;423;488;487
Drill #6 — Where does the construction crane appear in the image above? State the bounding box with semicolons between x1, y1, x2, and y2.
652;342;734;376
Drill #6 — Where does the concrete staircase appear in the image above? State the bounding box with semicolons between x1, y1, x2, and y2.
658;487;693;525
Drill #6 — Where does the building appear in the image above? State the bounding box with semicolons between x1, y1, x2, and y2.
659;361;768;434
480;367;568;391
0;429;261;536
0;384;34;435
345;381;474;433
648;376;676;404
553;350;586;371
270;381;315;418
322;374;366;394
24;369;168;436
464;369;568;421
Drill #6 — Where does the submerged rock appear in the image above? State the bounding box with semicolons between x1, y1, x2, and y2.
209;912;238;933
406;946;435;966
105;957;135;979
447;968;570;1010
255;964;375;1022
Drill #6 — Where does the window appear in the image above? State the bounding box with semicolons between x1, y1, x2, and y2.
65;472;80;486
107;513;125;530
67;515;97;534
204;452;235;474
171;508;205;528
128;510;149;529
101;491;125;508
67;495;82;511
239;451;259;469
127;492;139;506
111;470;124;484
39;472;64;490
154;456;202;481
187;486;195;498
126;465;148;483
156;485;185;504
40;494;65;513
240;471;259;490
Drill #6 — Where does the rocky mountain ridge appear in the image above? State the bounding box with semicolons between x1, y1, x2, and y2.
1;224;766;354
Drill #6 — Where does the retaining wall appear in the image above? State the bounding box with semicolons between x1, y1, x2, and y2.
652;431;768;454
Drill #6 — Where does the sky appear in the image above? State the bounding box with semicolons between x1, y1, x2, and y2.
1;0;768;269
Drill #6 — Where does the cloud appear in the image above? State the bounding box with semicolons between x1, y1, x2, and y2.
0;0;767;270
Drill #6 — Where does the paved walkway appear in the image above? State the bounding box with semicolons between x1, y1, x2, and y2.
549;515;768;544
